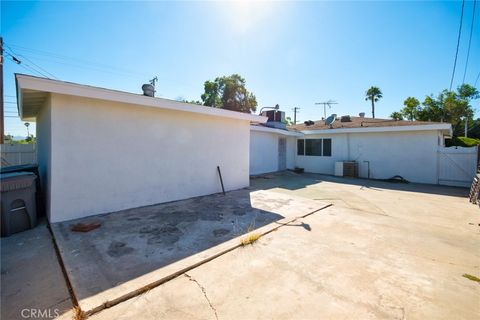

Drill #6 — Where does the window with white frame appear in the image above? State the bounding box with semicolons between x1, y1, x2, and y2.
297;138;332;157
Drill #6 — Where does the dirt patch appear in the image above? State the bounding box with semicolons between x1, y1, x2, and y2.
139;225;184;246
213;229;230;237
107;241;134;258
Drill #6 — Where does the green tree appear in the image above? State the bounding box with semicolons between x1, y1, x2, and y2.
390;112;404;120
401;97;420;120
365;86;382;118
284;116;294;126
200;74;257;113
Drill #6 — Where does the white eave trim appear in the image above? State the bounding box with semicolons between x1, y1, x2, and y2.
301;123;452;135
250;125;304;137
15;74;268;123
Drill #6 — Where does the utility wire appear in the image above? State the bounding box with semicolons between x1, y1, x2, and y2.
4;51;53;78
5;44;58;80
462;0;477;84
450;0;465;91
475;70;480;87
6;42;148;78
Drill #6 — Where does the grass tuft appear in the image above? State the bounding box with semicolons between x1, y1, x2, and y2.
73;306;86;320
462;273;480;283
240;232;261;246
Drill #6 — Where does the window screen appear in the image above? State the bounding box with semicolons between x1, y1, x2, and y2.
297;139;305;155
305;139;322;156
323;139;332;156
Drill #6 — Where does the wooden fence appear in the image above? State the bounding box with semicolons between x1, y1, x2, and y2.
0;144;37;167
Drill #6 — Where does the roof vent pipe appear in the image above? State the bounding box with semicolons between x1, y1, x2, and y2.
359;112;365;118
142;84;155;97
142;76;158;97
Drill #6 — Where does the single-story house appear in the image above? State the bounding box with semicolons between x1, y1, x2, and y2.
250;115;456;185
16;74;266;222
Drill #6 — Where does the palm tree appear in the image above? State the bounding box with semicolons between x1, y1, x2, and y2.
365;86;383;118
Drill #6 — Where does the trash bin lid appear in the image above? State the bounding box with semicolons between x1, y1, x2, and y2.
0;163;38;174
0;172;37;192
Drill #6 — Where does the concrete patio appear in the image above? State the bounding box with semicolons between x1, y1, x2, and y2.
2;172;479;319
0;220;72;320
51;186;329;314
88;173;480;320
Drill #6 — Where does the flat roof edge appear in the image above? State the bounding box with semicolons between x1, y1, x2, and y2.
250;125;304;137
15;74;267;123
301;123;452;135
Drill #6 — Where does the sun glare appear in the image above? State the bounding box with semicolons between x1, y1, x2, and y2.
221;1;276;35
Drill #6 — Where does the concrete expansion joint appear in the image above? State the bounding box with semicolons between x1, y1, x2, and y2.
184;273;219;320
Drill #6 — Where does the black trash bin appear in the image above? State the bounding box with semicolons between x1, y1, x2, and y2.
1;172;38;237
1;164;44;217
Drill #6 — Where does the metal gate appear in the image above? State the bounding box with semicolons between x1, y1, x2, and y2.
278;138;287;171
437;146;477;187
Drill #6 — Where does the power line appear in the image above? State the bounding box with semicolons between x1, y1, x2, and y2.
475;70;480;87
462;0;477;84
450;0;465;91
6;42;148;78
5;44;58;80
4;51;53;78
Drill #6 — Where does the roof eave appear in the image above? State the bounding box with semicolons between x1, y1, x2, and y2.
250;125;304;137
15;74;268;123
300;123;453;135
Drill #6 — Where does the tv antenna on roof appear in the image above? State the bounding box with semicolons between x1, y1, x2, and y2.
315;100;338;119
149;76;158;87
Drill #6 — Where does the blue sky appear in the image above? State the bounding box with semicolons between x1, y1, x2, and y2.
2;0;479;136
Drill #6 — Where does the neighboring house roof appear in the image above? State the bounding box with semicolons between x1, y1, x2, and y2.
15;74;267;123
289;116;452;136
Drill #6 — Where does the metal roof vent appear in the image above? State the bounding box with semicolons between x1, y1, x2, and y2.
142;76;158;97
340;115;352;122
359;112;365;118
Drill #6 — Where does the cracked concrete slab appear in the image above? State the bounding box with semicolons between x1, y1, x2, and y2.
89;173;480;320
51;187;329;314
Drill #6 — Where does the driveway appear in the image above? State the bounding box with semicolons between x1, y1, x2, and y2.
86;173;479;320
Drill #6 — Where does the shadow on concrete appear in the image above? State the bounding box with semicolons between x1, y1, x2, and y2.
250;171;470;198
274;220;312;231
51;188;296;308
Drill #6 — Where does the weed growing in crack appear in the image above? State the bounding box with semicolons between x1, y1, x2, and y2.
240;232;261;246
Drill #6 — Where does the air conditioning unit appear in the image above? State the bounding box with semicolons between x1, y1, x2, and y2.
335;161;358;178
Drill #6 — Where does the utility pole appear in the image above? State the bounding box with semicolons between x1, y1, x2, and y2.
315;100;338;119
465;117;468;138
292;107;300;124
0;37;4;144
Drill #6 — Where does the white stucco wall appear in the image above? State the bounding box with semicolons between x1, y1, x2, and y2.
296;130;441;184
249;129;296;175
250;130;279;175
45;94;251;222
36;95;52;216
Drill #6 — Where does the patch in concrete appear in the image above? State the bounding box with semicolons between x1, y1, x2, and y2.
213;228;230;237
107;241;134;258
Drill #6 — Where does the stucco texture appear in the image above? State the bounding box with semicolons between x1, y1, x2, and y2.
296;131;440;184
40;94;250;222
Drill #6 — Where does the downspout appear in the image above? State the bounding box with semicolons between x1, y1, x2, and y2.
346;133;350;160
